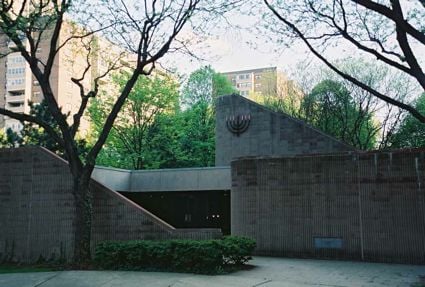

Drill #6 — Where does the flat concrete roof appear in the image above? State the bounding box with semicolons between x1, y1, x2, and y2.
92;166;231;192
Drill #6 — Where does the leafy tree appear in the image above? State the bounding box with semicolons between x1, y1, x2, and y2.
264;59;411;149
90;72;179;170
262;0;425;122
181;65;237;107
177;101;215;167
302;79;377;149
144;102;215;168
139;66;235;169
0;0;206;264
390;93;425;148
178;66;235;165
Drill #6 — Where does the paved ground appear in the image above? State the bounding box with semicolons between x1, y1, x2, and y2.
0;257;424;287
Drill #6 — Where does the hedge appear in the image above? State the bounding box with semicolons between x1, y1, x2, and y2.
94;236;256;274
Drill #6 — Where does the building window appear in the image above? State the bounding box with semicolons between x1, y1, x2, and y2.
255;75;261;80
7;67;25;75
7;78;24;86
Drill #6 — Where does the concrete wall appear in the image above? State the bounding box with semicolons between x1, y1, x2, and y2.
216;94;354;166
0;147;221;263
0;148;75;262
231;149;425;264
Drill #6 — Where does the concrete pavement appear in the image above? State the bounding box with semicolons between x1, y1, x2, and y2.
0;257;424;287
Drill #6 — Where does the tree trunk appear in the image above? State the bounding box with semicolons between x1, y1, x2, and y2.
72;174;93;266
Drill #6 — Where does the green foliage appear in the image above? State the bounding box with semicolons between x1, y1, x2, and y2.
89;72;180;169
0;130;6;147
94;236;256;274
303;80;377;149
142;101;215;168
91;66;232;170
212;72;238;98
3;100;90;157
390;93;425;148
0;128;22;148
21;101;61;152
181;65;236;107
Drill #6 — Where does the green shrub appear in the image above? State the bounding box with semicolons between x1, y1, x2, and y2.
94;236;255;274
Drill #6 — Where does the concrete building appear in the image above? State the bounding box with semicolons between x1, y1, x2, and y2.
223;67;278;97
1;94;425;264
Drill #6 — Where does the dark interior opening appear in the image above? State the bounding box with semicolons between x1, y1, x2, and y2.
120;190;231;235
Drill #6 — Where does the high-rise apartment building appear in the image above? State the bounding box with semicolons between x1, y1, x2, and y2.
223;67;278;97
0;18;132;134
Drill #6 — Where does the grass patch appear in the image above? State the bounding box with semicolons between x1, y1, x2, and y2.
0;264;58;274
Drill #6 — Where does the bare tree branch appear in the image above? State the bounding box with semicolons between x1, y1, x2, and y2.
352;0;425;45
263;0;425;123
0;107;64;147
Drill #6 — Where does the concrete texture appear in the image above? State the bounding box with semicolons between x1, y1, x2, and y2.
215;94;354;166
0;257;424;287
0;147;221;263
92;166;231;192
91;166;131;192
231;149;425;264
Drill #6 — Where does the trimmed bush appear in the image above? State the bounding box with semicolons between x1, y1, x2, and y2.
94;236;255;274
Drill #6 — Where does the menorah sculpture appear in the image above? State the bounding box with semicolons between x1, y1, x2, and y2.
226;114;251;137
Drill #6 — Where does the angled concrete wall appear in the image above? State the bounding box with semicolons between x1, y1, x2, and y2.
0;147;221;263
231;149;425;264
216;94;354;166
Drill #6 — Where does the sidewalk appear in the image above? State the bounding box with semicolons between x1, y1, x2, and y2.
0;257;424;287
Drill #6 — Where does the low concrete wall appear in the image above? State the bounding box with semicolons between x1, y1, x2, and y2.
0;147;221;263
92;166;231;192
231;149;425;264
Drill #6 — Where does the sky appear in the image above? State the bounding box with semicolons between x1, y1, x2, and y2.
160;1;425;87
159;4;314;77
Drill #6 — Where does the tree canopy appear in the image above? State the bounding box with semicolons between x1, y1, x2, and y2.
181;65;237;107
89;72;180;170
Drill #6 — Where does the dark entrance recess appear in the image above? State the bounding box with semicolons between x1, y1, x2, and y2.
120;190;231;235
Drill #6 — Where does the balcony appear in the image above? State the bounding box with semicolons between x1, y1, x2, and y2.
6;105;25;114
6;100;25;113
5;94;25;103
